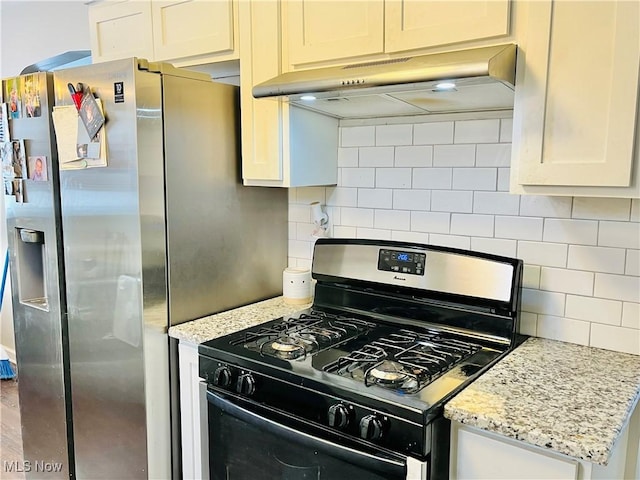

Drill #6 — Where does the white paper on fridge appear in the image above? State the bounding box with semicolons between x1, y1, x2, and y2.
52;101;107;169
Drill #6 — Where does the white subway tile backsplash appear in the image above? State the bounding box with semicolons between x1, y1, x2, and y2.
341;126;375;147
565;295;622;325
497;168;510;191
376;124;412;146
414;122;453;145
470;237;517;257
356;227;392;240
522;288;565;316
288;118;640;354
341;207;374;228
475;144;512;167
393;190;431;211
543;219;598;246
631;199;640;222
326;187;358;207
537;315;590;346
598;221;640;249
413;168;452;190
375;209;410;231
626;250;639;276
452;168;497;191
450;214;494;237
540;267;594;296
431;190;473;213
334;225;357;237
294;187;326;205
296;222;316;241
495;216;543;241
517;315;538;339
338;148;359;167
358;188;393;209
519;196;572;218
391;230;430;244
594;273;640;303
341;168;375;188
590;324;640;355
428;234;471;250
359;146;395;167
433;145;475;167
518;241;567;268
454;119;500;144
499;118;513;143
572;198;631;221
567;245;626;274
289;240;313;259
519;312;537;336
411;211;450;234
622;302;639;329
395;146;433;167
375;168;412;188
522;265;541;289
473;192;520;215
289;204;311;223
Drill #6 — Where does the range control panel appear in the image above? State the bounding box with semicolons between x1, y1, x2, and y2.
378;249;426;276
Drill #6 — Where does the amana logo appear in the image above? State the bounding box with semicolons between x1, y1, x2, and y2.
393;275;406;281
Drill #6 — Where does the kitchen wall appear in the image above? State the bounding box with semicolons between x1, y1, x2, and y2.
288;115;640;356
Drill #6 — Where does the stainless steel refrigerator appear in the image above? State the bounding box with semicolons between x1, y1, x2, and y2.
3;58;288;479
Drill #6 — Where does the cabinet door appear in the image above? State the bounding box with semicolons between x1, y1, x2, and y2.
151;0;234;62
453;425;578;479
385;0;510;53
239;0;284;182
285;0;384;66
89;0;154;63
178;342;208;480
514;0;639;189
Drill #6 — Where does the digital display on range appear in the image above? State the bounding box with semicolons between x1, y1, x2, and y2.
378;249;426;276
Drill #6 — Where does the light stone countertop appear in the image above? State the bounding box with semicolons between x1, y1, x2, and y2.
444;336;640;465
168;296;312;345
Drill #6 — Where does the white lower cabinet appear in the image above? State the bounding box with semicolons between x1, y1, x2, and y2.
450;418;638;480
178;341;208;480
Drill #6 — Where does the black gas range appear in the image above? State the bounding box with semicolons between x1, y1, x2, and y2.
199;239;523;480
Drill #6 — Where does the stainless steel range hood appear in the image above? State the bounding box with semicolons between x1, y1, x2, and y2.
253;44;517;119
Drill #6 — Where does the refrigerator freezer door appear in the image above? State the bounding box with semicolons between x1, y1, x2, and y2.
3;71;72;478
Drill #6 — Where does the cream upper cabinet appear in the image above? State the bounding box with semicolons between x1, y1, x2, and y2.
239;0;338;187
285;0;384;66
511;0;640;197
88;0;238;65
284;0;510;67
151;0;234;62
89;0;155;63
385;1;511;54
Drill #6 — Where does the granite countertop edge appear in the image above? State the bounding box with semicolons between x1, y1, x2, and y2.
168;296;312;344
444;336;640;466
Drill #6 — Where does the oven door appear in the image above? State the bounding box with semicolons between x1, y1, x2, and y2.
206;389;426;480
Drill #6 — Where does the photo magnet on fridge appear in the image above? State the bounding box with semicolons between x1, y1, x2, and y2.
77;86;105;140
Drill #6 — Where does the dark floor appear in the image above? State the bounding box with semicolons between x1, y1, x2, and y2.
1;371;25;480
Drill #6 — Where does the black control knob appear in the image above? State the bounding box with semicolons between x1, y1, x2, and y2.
328;404;350;429
236;373;256;396
359;415;384;441
212;366;232;387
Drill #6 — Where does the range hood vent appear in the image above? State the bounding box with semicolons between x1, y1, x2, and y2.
253;44;517;119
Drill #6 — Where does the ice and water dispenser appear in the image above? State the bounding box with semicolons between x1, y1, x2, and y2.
15;227;48;309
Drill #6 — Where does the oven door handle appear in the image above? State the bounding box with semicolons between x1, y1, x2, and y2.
207;390;407;476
